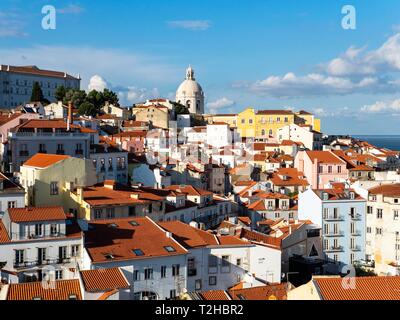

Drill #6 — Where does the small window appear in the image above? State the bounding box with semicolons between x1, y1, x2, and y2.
32;296;42;300
209;276;217;286
132;249;144;256
104;253;114;260
108;223;118;228
164;246;176;253
68;294;77;300
129;220;139;226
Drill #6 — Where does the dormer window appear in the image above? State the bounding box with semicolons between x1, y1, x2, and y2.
323;193;329;201
350;192;355;200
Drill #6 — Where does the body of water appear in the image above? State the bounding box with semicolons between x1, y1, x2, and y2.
354;135;400;151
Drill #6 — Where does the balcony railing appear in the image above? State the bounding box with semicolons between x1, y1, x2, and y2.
324;215;345;221
10;232;67;241
350;245;361;251
351;230;362;236
13;257;72;269
325;245;344;252
324;231;344;237
351;214;362;221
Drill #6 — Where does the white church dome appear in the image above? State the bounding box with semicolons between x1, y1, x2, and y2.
175;65;205;114
176;79;203;96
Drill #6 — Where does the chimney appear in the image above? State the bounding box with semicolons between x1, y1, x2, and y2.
7;65;10;71
104;180;116;190
67;101;73;131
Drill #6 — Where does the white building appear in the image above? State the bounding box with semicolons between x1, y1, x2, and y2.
298;185;366;272
364;184;400;275
0;206;84;284
82;216;189;300
206;123;237;149
277;124;322;150
0;173;25;215
0;65;80;108
160;221;281;292
176;66;205;114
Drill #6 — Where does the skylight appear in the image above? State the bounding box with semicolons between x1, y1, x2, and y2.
129;220;139;226
104;253;114;260
164;246;176;253
108;223;118;228
132;249;144;256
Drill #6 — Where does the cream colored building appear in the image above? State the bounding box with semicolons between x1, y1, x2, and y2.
20;153;97;211
365;183;400;275
132;104;171;129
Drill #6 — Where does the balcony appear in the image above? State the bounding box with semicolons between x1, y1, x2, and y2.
351;245;361;252
351;230;362;236
325;245;344;253
19;150;29;157
324;231;344;237
351;213;362;221
13;257;71;269
324;215;345;221
56;150;65;155
38;150;47;154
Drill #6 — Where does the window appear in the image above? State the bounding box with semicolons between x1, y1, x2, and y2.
367;206;373;214
59;246;67;262
55;270;63;280
367;227;372;233
337;166;342;173
8;201;16;208
241;119;245;124
164;246;176;253
249;119;253;124
39;143;46;153
38;248;46;263
275;212;280;218
161;266;167;278
172;264;180;276
71;245;80;257
133;249;144;256
35;224;43;236
94;209;102;219
106;208;115;219
376;228;383;235
221;256;230;273
15;249;24;264
318;166;323;173
50;224;58;235
195;279;202;290
188;257;196;276
377;209;383;219
50;181;59;195
209;276;217;286
208;255;218;273
328;166;332;173
170;290;177;299
144;268;153;280
132;270;140;281
394;210;399;220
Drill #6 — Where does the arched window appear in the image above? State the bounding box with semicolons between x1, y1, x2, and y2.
186;100;191;108
269;129;273;136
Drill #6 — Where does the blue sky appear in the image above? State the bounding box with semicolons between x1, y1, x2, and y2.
1;0;400;134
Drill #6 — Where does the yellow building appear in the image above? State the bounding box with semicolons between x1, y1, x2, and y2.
206;114;238;128
20;153;98;211
236;108;321;139
132;104;171;129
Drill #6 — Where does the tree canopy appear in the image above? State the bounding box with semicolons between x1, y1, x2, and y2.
78;102;97;117
30;82;45;103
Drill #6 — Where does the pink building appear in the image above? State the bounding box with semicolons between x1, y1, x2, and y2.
109;131;147;153
294;150;348;189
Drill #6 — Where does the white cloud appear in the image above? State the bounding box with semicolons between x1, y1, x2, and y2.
207;97;235;113
88;75;109;92
243;32;400;97
0;45;179;89
361;99;400;114
249;72;395;97
167;20;211;31
58;4;85;14
0;11;27;38
117;87;160;105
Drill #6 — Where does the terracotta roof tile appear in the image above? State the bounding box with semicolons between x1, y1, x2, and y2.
369;183;400;197
314;276;400;300
200;290;231;300
23;153;70;168
306;151;345;164
7;279;82;300
228;283;287;300
80;268;129;292
8;206;66;223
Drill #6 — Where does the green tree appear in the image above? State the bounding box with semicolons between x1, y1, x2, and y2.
63;89;87;108
55;85;67;102
173;102;190;115
103;88;119;106
86;89;105;110
78;102;97;116
30;81;44;103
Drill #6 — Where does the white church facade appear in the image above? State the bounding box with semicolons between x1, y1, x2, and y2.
176;66;205;114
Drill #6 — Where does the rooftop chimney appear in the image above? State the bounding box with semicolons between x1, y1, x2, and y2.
104;180;116;190
67;101;73;131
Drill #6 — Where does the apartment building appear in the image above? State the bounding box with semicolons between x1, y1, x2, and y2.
0;65;80;108
83;216;188;300
6;119;94;172
20;153;97;209
365;183;400;275
0;172;25;215
295;150;348;189
298;184;366;272
160;221;282;292
0;206;84;283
